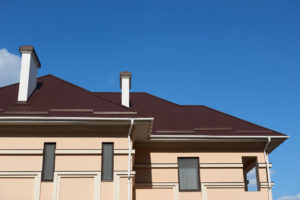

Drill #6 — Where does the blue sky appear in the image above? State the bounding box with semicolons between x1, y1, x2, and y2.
0;1;299;199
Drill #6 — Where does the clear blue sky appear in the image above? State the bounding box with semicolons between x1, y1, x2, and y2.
0;1;299;199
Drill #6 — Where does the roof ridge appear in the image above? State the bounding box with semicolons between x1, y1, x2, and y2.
199;105;286;136
0;82;19;90
0;74;54;90
141;92;180;106
96;92;181;107
39;75;147;116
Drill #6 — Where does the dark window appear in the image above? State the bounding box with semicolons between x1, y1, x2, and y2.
42;143;56;181
243;157;260;191
178;157;200;191
101;143;114;181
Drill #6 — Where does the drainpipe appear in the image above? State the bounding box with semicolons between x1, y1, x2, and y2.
264;137;272;200
127;119;134;200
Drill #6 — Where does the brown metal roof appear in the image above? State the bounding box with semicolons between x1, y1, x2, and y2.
0;75;144;118
0;74;286;137
95;92;286;137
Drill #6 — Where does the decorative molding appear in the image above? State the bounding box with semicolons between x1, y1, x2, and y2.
55;150;101;155
258;163;272;168
135;182;179;200
0;150;43;154
53;171;101;200
200;182;273;200
135;163;244;168
201;163;243;168
115;149;136;154
0;149;135;155
261;182;275;187
135;163;178;168
0;171;41;200
135;163;271;169
55;149;135;155
201;182;244;200
114;171;136;200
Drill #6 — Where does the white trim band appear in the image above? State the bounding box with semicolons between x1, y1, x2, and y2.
0;149;136;155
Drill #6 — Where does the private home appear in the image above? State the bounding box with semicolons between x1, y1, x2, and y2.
0;46;288;200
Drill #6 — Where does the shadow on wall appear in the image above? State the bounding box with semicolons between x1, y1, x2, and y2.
133;147;152;200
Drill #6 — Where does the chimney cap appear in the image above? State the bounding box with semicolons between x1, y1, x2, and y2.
120;71;131;77
19;45;41;68
120;71;131;89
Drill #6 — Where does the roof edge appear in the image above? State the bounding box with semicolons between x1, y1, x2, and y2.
192;105;287;137
0;116;154;122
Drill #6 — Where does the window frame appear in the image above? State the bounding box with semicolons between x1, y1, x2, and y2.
101;142;114;181
41;142;56;182
177;157;201;192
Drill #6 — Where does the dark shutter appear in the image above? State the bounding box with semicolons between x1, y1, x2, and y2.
42;143;56;181
102;143;114;181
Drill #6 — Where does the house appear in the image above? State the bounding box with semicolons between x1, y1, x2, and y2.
0;46;288;200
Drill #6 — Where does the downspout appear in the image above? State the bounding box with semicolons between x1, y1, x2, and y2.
264;137;272;200
127;119;134;200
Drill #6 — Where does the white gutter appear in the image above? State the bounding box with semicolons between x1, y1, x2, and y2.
150;135;289;139
0;116;153;121
127;119;134;200
264;137;272;200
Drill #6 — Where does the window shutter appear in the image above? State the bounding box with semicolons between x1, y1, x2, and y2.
42;143;56;181
102;143;114;181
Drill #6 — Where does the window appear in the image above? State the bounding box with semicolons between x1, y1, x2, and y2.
178;157;200;191
101;143;114;181
242;157;260;191
42;143;56;181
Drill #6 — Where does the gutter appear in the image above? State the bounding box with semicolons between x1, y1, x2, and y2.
264;137;272;200
0;116;153;121
0;117;153;126
150;135;289;139
127;119;134;200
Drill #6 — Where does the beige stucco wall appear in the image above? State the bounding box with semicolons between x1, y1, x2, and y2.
59;177;95;200
0;137;129;149
0;125;272;200
207;188;269;200
40;182;53;200
0;177;35;200
0;155;42;171
135;187;174;200
101;182;114;200
0;125;131;200
134;145;270;200
179;191;202;200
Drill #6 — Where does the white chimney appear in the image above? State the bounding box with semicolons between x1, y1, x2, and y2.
120;71;131;107
18;45;41;102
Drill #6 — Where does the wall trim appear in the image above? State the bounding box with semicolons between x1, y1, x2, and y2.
0;149;43;154
134;163;271;168
114;171;136;200
201;182;244;200
0;171;41;200
53;171;101;200
0;149;135;155
135;182;179;200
